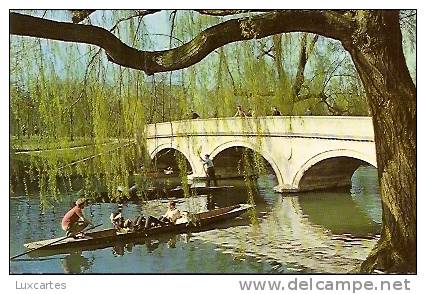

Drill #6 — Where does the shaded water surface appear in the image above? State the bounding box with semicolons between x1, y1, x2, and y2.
10;166;380;273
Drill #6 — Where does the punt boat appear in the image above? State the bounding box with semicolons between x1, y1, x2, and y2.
24;204;253;253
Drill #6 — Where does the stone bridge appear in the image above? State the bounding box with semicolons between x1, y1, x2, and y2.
144;116;377;192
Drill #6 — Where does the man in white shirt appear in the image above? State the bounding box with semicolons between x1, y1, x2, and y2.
144;200;182;229
200;154;218;187
162;201;181;223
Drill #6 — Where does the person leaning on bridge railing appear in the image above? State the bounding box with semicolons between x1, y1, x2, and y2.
191;110;200;119
246;108;254;117
234;105;246;117
272;106;282;116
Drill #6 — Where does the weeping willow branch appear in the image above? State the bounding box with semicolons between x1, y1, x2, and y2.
69;9;262;23
109;10;162;32
58;141;135;171
322;55;348;92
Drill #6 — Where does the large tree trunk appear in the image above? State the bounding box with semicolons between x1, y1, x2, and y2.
344;11;416;273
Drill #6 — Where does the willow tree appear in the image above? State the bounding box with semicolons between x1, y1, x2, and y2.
10;10;416;273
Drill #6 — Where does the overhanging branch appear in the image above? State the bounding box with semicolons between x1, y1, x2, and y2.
10;11;353;75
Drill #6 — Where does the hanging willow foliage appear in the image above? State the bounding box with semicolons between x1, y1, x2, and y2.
10;10;371;210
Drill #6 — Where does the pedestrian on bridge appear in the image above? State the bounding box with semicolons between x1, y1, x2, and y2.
272;106;282;116
246;108;254;117
234;105;246;117
191;110;200;119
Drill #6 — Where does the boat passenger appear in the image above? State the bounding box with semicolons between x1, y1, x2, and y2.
110;205;134;232
164;166;174;175
110;211;124;229
133;215;147;230
191;110;200;119
246;108;254;117
61;198;92;237
161;200;182;224
144;200;182;229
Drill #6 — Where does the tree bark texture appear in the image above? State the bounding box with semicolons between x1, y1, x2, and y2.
342;11;416;273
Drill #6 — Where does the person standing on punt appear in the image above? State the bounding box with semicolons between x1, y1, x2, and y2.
62;198;93;237
200;154;218;187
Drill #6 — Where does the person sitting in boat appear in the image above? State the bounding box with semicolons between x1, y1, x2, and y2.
144;200;182;229
110;211;124;229
110;205;134;233
133;215;147;231
161;200;182;224
61;198;92;237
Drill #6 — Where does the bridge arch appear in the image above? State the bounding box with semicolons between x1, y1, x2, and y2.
150;143;196;173
209;140;284;185
292;149;377;191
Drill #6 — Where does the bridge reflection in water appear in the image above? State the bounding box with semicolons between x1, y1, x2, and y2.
188;168;380;273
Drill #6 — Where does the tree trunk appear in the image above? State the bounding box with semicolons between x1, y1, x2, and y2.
344;11;416;273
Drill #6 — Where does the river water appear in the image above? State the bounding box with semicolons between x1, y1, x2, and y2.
10;166;381;274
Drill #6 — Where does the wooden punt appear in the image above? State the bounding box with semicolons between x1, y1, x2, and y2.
24;204;253;253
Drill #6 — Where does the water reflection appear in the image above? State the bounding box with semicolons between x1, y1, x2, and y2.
350;166;382;224
167;235;177;248
112;242;135;256
191;194;380;273
190;167;381;273
62;252;93;274
298;192;380;236
10;166;381;273
145;239;160;253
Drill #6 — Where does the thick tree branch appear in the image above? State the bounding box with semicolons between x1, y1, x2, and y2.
10;11;353;75
293;33;309;97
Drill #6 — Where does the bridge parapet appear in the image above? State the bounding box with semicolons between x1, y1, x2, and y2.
146;116;374;142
